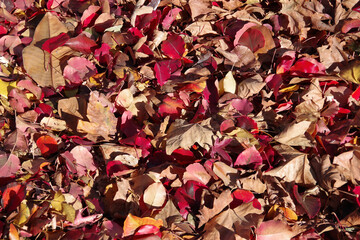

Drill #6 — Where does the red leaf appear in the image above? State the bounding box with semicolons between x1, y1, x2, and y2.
36;135;58;157
64;34;97;54
158;96;185;119
236;28;265;53
0;154;20;178
210;138;232;165
293;185;321;219
234;146;263;168
230;189;254;208
35;103;53;117
220;119;235;133
353;2;360;13
154;60;182;86
289;57;325;75
42;33;70;53
161;33;185;59
2;183;26;213
276;51;296;74
81;6;100;28
342;19;360;33
106;160;131;177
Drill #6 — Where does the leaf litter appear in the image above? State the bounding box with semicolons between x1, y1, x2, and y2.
1;0;360;239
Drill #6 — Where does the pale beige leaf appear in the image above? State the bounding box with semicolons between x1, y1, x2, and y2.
143;182;167;208
22;12;74;88
219;71;236;95
40;117;67;131
274;121;313;147
185;22;217;36
166;119;215;155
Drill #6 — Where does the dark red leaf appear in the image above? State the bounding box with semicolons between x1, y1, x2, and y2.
64;34;97;54
293;185;321;219
42;33;69;53
154;60;182;86
236;28;265;52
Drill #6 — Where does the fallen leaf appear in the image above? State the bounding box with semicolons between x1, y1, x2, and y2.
165;119;215;155
197;189;233;227
143;182;167;208
274;121;313;147
22;12;74;88
123;214;163;237
36;135;58;157
183;163;211;185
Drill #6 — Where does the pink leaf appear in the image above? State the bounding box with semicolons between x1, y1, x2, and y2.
71;208;102;227
162;8;182;30
8;88;31;113
293;185;321;219
70;146;97;176
81;5;101;28
135;225;161;236
236;28;265;52
256;220;296;240
231;98;253;115
183;163;212;185
17;79;42;99
210;138;232;165
64;34;97;54
236;116;258;131
63;57;97;85
220;119;235;133
35;103;53;117
0;154;20;178
42;33;70;53
161;33;185;59
102;220;123;238
235;146;263;168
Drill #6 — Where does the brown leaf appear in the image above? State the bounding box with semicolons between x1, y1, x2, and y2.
77;91;117;141
197;189;233;227
237;74;266;99
165;119;215;155
263;145;317;186
23;13;74;88
274;121;313;147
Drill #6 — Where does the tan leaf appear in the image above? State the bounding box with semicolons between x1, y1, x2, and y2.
263;145;317;186
274;121;313;147
197;189;233;227
185;22;217;36
143;182;167;208
23;12;74;88
237;74;265;98
77;91;117;141
213;161;238;187
165;119;215;155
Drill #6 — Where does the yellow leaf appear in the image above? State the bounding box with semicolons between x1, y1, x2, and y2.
0;79;17;99
13;200;30;226
340;60;360;84
279;84;299;93
219;71;236;95
9;223;19;240
62;203;76;222
51;190;65;212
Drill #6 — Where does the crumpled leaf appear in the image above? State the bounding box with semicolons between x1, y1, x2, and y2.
165;119;215;155
77;91;117;141
197;189;233;227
